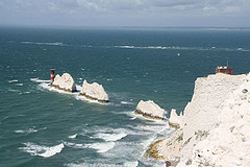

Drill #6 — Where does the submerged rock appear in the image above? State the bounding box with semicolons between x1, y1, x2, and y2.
50;73;77;92
135;100;165;119
79;80;109;102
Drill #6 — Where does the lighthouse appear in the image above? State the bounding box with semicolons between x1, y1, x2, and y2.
50;69;55;84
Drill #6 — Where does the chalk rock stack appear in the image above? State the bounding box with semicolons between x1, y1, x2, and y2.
151;73;250;167
51;73;77;92
169;109;182;129
79;80;109;102
135;100;165;119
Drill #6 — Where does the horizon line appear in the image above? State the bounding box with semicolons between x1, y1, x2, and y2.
1;24;250;30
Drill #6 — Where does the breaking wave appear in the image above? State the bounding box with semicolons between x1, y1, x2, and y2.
8;79;18;83
66;161;139;167
30;78;50;83
68;134;78;139
64;142;87;149
64;141;115;153
20;142;64;158
115;45;250;52
75;95;108;105
15;128;38;134
93;132;127;142
21;41;94;48
87;142;115;153
16;83;23;86
22;41;66;46
120;101;133;105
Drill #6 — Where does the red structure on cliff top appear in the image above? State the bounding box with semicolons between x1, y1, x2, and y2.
215;66;233;75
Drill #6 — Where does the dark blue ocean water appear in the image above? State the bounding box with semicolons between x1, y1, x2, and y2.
1;27;250;167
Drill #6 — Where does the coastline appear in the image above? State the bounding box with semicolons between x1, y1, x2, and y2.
145;123;182;166
146;73;250;167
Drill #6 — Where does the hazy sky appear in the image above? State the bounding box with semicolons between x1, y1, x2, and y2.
0;0;250;27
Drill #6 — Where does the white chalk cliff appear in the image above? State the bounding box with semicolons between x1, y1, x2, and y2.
169;109;183;129
51;73;77;92
79;80;109;102
155;73;250;167
135;100;165;119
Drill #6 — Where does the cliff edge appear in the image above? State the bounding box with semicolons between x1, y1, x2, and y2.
151;73;250;167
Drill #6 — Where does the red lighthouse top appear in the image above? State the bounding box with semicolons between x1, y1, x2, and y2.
50;69;55;73
50;69;55;83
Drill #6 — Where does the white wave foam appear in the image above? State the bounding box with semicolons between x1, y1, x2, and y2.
8;88;20;92
124;161;139;167
80;126;129;137
130;117;137;120
30;78;50;83
76;95;99;103
73;123;171;166
115;45;250;52
66;161;138;167
38;82;79;95
87;142;115;153
66;163;121;167
22;91;31;94
20;142;64;158
115;45;135;49
64;142;87;149
132;123;168;133
8;79;18;83
111;110;134;117
81;123;168;138
115;45;170;50
93;132;127;142
75;94;109;105
120;101;133;105
15;128;38;134
22;41;65;46
68;134;78;139
16;83;23;86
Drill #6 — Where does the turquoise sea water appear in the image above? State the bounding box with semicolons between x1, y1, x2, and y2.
1;27;250;167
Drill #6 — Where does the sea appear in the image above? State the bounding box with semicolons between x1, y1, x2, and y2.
1;26;250;167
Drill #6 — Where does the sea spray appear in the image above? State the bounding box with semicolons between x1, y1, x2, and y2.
20;143;64;158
